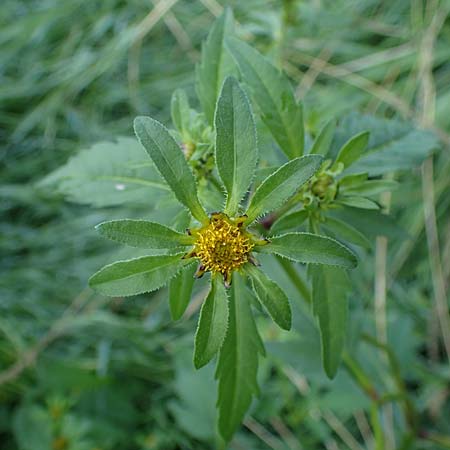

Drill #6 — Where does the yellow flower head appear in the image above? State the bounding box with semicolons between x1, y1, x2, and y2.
187;213;256;286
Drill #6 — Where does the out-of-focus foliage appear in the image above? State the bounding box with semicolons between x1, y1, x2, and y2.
1;0;450;449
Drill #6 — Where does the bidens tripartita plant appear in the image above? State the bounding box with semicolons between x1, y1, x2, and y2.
88;9;402;443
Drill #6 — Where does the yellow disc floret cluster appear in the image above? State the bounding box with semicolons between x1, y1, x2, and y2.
188;213;254;285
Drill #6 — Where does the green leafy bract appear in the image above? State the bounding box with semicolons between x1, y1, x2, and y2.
309;119;336;157
89;254;188;297
245;155;322;224
310;265;350;378
246;264;292;330
258;232;358;269
169;263;197;321
215;76;258;216
216;273;264;441
226;37;304;159
194;274;229;369
134;116;208;223
335;131;370;168
96;219;192;249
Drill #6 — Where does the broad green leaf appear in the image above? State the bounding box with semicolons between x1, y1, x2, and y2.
271;210;309;234
171;89;191;136
216;272;264;441
322;217;371;249
309;119;336;156
169;262;197;321
310;265;350;378
337;196;379;210
96;219;193;249
335;131;369;168
134;116;208;223
338;172;368;187
331;113;439;175
196;8;236;125
245;264;291;330
215;77;258;215
340;179;398;197
89;254;188;297
226;37;304;159
194;274;229;369
257;232;357;269
39;137;171;207
245;155;322;224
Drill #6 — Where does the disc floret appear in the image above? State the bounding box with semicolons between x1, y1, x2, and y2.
187;213;257;286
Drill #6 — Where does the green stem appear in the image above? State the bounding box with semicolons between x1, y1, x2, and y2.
275;256;311;303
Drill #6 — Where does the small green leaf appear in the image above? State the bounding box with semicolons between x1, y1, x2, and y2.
245;155;322;224
169;263;197;321
322;217;371;249
226;37;304;159
196;8;237;125
216;272;264;442
335;131;370;168
89;254;188;297
337;196;379;210
134;116;208;223
257;232;357;269
309;119;336;156
310;265;350;378
194;274;229;369
245;264;291;330
96;219;193;249
271;210;309;234
215;77;258;215
171;89;191;136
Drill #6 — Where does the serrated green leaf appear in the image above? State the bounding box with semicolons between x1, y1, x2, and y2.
171;89;191;136
169;263;197;321
215;77;258;215
310;265;350;378
337;196;379;210
134;116;208;223
245;155;322;224
226;37;304;159
196;8;237;125
194;274;229;369
257;232;357;269
39;137;171;207
216;272;264;442
335;131;369;168
271;210;309;234
89;254;188;297
96;219;193;249
322;217;371;249
309;119;336;156
245;264;291;330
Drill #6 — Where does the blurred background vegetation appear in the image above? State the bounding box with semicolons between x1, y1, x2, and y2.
1;0;450;449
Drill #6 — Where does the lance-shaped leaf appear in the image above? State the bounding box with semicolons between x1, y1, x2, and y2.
215;77;258;216
337;196;379;210
335;131;370;168
257;232;357;269
89;254;188;297
322;217;371;249
196;8;237;125
134;117;208;223
96;219;193;249
226;37;304;159
245;155;322;224
169;263;197;321
171;89;191;136
309;119;336;156
216;272;265;441
194;274;229;369
245;264;291;330
310;265;350;378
